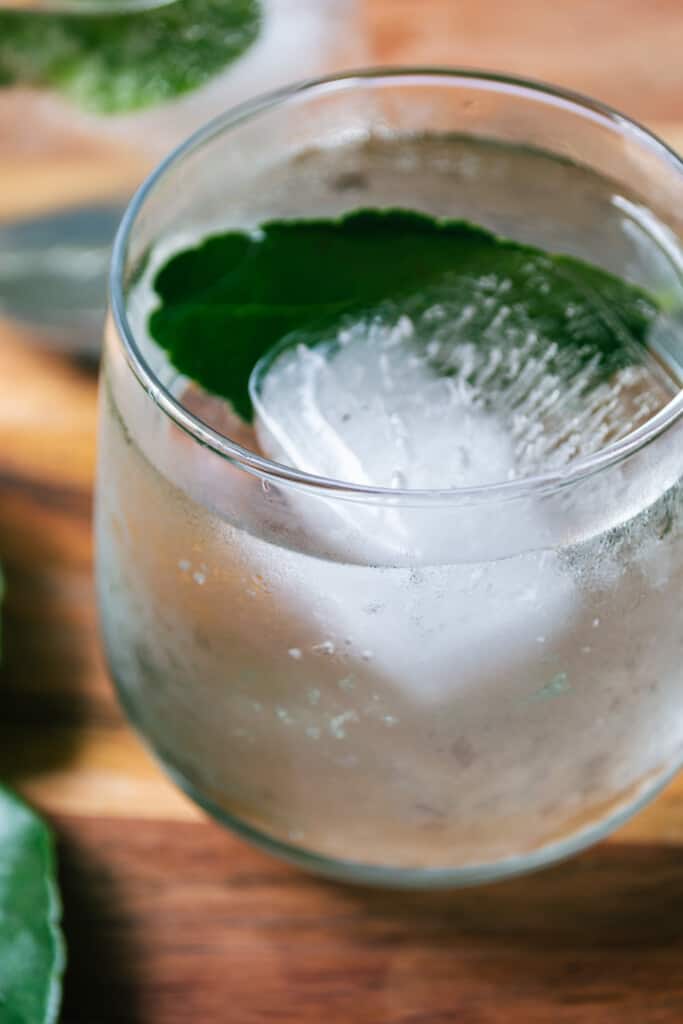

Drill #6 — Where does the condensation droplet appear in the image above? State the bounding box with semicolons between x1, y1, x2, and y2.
312;640;336;655
329;710;358;739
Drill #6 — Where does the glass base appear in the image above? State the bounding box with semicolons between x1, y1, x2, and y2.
166;767;676;888
143;727;680;888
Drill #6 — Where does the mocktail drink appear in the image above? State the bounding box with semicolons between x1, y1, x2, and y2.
97;73;683;884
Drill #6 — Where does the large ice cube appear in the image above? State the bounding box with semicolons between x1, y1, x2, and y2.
253;300;675;484
244;298;678;700
251;296;677;560
253;311;516;490
251;307;521;562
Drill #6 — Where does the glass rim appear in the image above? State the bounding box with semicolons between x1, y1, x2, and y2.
110;66;683;506
0;0;179;12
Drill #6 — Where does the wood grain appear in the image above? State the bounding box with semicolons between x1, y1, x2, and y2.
56;817;683;1023
1;3;683;1020
363;0;683;123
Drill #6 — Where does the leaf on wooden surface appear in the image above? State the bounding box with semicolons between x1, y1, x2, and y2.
0;786;64;1024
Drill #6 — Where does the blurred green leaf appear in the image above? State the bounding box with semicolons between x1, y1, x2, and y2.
0;0;260;114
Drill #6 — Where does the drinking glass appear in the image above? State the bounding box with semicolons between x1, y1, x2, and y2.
0;0;359;349
97;70;683;886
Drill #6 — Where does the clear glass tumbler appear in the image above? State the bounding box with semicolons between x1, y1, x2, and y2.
0;0;358;350
97;70;683;886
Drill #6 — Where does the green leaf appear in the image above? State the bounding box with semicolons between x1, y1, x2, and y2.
0;0;260;114
149;208;660;422
0;787;64;1024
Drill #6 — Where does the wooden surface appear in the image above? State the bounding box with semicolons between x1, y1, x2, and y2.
1;3;683;1020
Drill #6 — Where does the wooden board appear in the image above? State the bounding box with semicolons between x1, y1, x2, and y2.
1;3;683;1019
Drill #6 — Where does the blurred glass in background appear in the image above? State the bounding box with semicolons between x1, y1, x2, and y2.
0;0;360;353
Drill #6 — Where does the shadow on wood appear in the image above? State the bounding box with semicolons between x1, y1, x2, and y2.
48;814;683;1022
323;842;683;1020
58;821;145;1024
0;449;116;738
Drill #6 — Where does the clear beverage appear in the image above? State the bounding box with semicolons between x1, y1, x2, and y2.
0;0;359;349
96;72;683;885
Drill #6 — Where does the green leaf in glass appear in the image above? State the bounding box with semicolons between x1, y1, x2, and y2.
149;208;659;422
